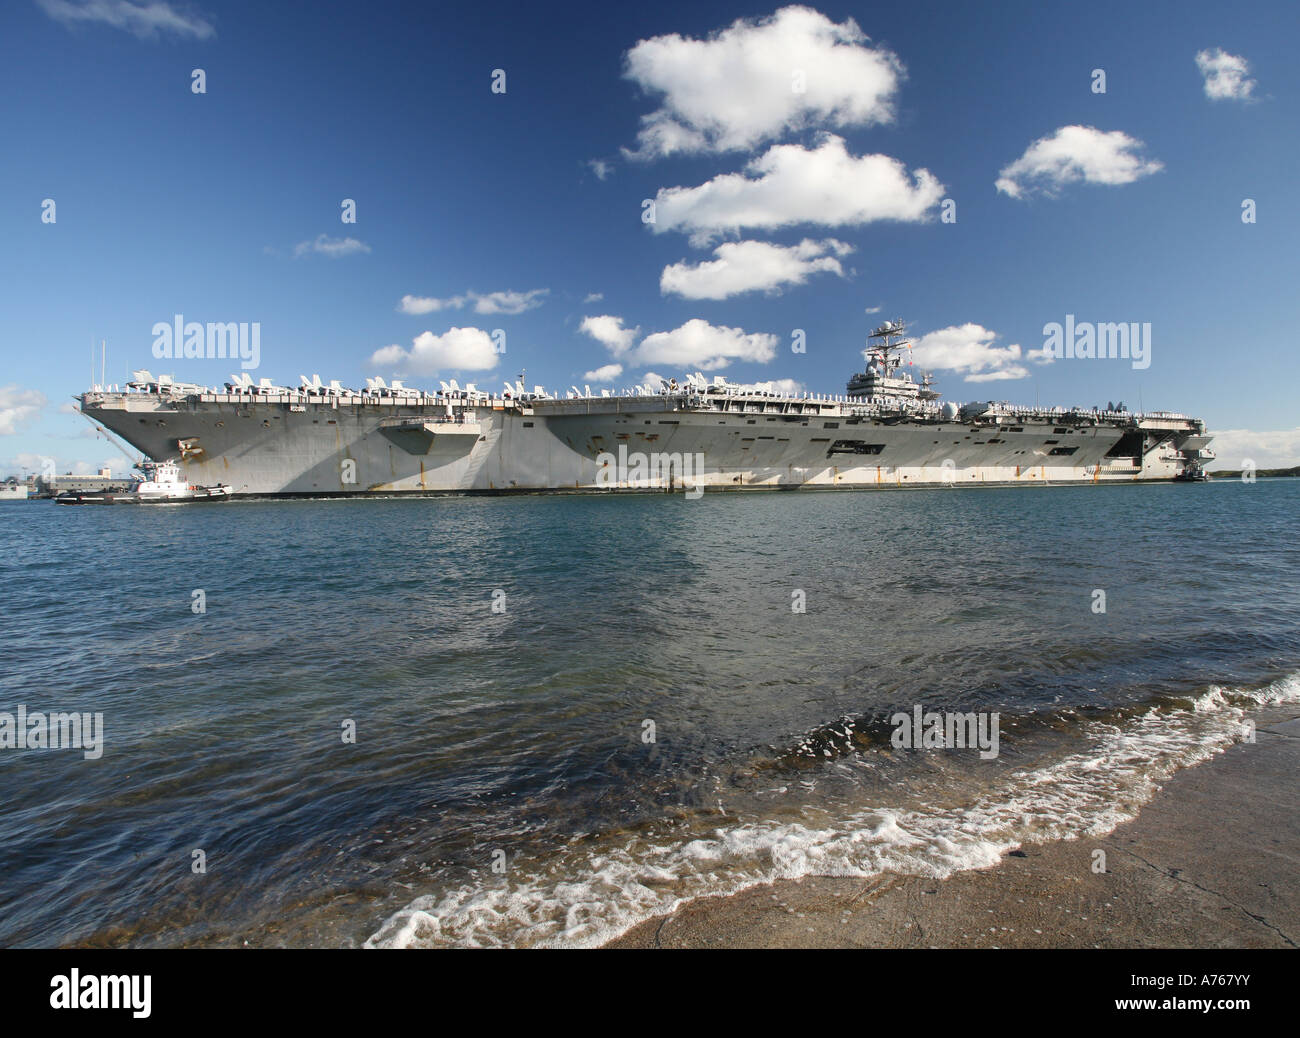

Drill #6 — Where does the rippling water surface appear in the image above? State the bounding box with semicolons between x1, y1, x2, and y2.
1;480;1297;947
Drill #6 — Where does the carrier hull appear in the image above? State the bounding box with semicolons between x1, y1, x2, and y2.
79;387;1213;497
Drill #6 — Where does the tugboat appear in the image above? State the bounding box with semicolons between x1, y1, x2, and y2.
55;459;230;504
133;459;231;503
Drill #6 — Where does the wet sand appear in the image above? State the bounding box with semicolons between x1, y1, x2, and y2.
606;705;1300;949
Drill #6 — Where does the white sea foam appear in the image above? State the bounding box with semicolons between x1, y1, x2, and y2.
364;673;1300;949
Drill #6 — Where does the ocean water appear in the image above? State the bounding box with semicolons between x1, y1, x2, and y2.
0;479;1297;948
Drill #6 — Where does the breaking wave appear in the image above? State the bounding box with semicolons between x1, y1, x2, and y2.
366;672;1300;949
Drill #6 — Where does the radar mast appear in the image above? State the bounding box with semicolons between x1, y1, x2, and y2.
865;320;912;377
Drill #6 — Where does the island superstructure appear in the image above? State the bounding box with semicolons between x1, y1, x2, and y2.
76;321;1215;496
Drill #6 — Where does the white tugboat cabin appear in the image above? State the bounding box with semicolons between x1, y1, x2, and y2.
134;460;231;502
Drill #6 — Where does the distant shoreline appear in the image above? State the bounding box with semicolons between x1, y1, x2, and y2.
1208;468;1300;479
606;704;1299;949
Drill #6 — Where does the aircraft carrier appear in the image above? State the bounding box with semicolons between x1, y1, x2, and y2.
76;322;1215;496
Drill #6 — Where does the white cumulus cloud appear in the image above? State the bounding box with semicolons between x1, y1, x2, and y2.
634;319;778;371
910;324;1050;382
0;451;54;476
369;328;500;376
1206;428;1300;470
660;238;852;300
0;386;46;435
583;364;624;383
294;234;371;259
652;135;943;244
397;289;547;316
398;294;463;315
579;315;640;356
584;317;778;371
1195;48;1257;102
471;289;549;315
996;125;1163;200
37;0;215;40
623;5;902;159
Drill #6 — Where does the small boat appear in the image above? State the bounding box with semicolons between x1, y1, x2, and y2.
1174;462;1210;483
134;460;232;503
55;460;231;504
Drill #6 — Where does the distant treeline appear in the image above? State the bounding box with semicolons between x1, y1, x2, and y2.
1208;466;1300;478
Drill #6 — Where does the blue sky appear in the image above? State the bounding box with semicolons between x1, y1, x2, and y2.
2;0;1297;475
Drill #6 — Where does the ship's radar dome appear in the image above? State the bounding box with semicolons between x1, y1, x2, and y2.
941;402;959;420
